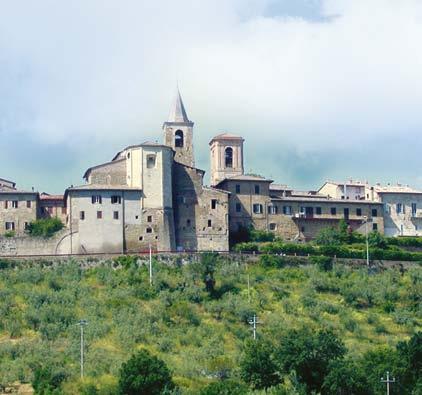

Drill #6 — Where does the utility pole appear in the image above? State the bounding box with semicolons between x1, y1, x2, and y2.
248;314;260;340
247;273;251;303
149;243;152;286
381;371;395;395
363;215;369;266
76;320;88;379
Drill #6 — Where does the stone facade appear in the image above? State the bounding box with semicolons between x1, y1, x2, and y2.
0;184;39;236
39;193;67;224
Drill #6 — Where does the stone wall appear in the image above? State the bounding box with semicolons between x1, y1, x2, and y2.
88;159;126;185
0;229;71;256
0;193;38;236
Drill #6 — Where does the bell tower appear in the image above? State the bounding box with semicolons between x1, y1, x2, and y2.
163;89;195;167
209;133;244;186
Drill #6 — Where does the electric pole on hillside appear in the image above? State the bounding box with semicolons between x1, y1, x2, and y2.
381;371;395;395
76;319;88;378
248;314;260;340
149;243;153;286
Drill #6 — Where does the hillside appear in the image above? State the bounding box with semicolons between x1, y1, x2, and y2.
0;255;420;394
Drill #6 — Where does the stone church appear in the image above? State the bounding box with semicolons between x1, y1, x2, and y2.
64;90;230;253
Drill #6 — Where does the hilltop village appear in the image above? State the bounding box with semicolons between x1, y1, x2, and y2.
1;91;421;254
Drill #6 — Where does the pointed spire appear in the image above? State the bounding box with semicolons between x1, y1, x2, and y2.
167;88;190;123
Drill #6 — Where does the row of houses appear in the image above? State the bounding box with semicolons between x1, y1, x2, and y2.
1;91;421;254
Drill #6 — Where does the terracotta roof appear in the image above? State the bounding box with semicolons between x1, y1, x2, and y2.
271;196;383;204
40;193;64;201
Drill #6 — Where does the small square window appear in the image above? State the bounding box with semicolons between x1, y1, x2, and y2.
146;227;152;234
269;223;277;231
371;209;378;217
283;206;292;215
97;211;102;219
253;204;263;214
268;205;277;214
316;207;322;215
356;208;362;216
147;154;156;168
26;201;31;208
139;236;143;241
147;215;152;223
113;211;119;220
373;223;378;231
80;211;85;220
331;207;337;215
12;201;18;208
5;222;15;230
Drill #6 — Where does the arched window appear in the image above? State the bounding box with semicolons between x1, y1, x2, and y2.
175;130;184;147
225;147;233;168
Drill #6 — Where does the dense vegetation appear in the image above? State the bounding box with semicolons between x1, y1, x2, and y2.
235;221;422;262
26;218;64;238
0;254;420;394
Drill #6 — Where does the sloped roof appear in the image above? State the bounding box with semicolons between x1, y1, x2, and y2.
167;88;190;123
0;177;16;188
374;185;422;194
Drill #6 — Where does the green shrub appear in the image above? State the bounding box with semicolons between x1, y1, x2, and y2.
26;218;64;238
199;379;248;395
310;256;333;272
4;231;15;238
259;254;285;268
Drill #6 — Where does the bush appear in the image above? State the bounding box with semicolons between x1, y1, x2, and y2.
27;218;64;238
259;254;285;268
4;231;15;238
199;379;248;395
118;349;174;395
310;256;333;272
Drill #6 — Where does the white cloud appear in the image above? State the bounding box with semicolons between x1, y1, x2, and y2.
0;0;421;190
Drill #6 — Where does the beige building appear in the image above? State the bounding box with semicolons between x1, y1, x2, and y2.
64;90;229;254
0;180;39;236
40;193;67;224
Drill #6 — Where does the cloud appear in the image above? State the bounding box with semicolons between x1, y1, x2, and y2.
0;0;421;192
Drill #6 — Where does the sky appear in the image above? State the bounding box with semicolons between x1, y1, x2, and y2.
0;0;421;193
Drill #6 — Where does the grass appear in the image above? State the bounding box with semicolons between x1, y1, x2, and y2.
0;256;420;394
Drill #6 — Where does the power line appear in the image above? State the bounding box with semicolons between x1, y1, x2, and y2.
381;371;395;395
76;319;88;378
248;314;260;340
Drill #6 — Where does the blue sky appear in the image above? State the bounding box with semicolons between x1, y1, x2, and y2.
0;0;421;193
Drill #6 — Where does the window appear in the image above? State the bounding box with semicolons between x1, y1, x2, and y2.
147;215;152;222
24;222;29;230
316;207;322;215
175;130;184;147
371;208;378;217
225;147;233;168
269;223;277;231
396;203;403;214
146;227;153;233
412;203;417;216
4;201;8;209
283;206;292;215
97;211;102;219
356;208;362;216
112;211;118;220
344;208;349;219
236;203;241;213
208;219;212;227
111;196;121;204
187;219;191;226
80;211;85;220
26;201;31;208
211;199;217;209
253;204;263;214
373;223;378;231
254;185;260;195
12;201;18;208
139;236;143;241
92;195;102;204
147;155;156;168
5;222;15;231
331;207;337;215
235;184;241;194
268;205;277;214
